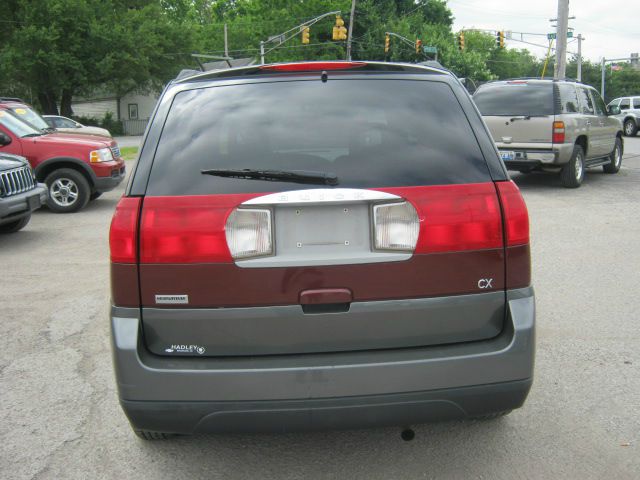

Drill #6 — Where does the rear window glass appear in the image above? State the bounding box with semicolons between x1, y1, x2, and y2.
473;82;554;116
146;79;491;196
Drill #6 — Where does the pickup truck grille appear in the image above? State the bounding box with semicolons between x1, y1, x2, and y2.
0;166;36;197
111;146;121;158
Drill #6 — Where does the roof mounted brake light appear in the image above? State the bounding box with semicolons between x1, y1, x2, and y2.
260;62;367;72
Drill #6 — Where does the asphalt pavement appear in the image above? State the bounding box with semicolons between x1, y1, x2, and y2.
1;138;639;479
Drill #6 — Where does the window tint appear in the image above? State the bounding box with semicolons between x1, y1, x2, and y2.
633;98;640;109
558;84;579;113
619;99;631;110
147;80;491;196
473;82;554;116
590;90;607;116
578;87;594;114
607;99;620;109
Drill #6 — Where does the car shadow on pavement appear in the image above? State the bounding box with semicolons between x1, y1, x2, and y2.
132;418;511;478
511;169;619;191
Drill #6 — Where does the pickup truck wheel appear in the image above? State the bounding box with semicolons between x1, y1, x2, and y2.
133;429;177;440
45;168;90;213
0;214;31;233
560;145;585;188
603;138;623;174
624;119;637;137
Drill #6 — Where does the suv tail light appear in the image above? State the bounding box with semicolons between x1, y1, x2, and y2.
496;181;529;246
225;208;273;259
373;202;419;251
552;121;565;143
109;197;141;263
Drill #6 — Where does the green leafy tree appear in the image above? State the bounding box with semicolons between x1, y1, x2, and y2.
0;0;195;115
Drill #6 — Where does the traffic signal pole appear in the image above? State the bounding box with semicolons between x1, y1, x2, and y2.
259;10;341;64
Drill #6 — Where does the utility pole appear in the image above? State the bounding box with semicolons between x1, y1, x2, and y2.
576;34;583;81
224;24;229;58
601;57;606;98
553;0;570;79
346;0;356;61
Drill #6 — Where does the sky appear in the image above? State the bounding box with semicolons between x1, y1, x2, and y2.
448;0;639;63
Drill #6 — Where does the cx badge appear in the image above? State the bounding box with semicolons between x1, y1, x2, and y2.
478;278;494;289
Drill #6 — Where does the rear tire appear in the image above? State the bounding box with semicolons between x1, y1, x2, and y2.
603;138;623;174
624;119;637;137
560;145;585;188
45;168;90;213
133;429;177;440
0;214;31;233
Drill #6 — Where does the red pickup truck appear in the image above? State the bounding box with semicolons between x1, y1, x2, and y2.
0;98;125;213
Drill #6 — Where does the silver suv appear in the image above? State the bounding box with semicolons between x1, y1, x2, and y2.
474;79;623;188
607;96;640;137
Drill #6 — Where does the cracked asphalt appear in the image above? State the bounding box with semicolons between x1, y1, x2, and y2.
1;138;639;479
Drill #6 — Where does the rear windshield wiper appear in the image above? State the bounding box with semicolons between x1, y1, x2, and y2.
201;168;339;186
21;133;43;137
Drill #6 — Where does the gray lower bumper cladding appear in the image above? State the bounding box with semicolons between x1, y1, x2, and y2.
111;288;535;434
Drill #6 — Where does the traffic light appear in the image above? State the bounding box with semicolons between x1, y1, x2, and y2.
301;26;310;44
496;31;505;48
332;15;348;41
415;39;422;54
385;33;390;53
458;31;465;50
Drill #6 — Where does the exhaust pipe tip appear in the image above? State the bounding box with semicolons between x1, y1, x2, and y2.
401;428;415;441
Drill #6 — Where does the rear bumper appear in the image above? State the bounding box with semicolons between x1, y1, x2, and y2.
111;287;535;433
0;184;47;224
497;143;574;169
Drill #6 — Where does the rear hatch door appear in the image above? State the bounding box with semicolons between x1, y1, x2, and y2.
138;76;507;356
474;81;554;150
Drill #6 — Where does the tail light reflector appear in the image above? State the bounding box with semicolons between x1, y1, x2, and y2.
383;183;504;253
373;202;419;251
496;181;529;246
225;208;273;259
109;197;141;263
140;195;255;264
552;121;565;143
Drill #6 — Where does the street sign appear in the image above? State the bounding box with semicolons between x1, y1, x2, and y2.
423;46;437;54
547;32;573;40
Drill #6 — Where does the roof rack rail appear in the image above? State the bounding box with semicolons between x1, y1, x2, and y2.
490;77;583;83
0;97;26;102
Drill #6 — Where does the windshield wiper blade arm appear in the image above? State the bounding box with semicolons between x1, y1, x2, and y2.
201;168;339;186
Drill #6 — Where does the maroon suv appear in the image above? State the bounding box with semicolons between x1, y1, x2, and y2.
109;61;535;439
0;98;125;212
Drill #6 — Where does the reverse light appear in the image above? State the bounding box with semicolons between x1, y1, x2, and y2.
373;202;419;252
90;147;113;163
552;121;565;144
225;208;273;259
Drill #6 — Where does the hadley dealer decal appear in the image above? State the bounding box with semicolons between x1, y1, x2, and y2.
165;344;206;355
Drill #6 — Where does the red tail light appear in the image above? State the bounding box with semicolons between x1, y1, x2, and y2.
109;197;141;263
496;181;529;246
140;194;255;263
552;121;565;143
382;183;504;253
261;62;366;72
